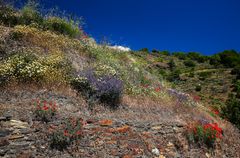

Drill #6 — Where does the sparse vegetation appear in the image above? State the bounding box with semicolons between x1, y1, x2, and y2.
0;1;239;157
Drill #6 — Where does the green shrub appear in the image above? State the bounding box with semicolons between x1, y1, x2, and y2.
189;72;194;77
184;60;196;67
19;2;43;27
173;52;187;60
139;48;149;53
231;66;240;74
44;17;81;38
209;55;221;67
159;50;170;56
9;29;24;40
168;59;176;71
195;85;202;92
233;80;240;98
198;71;212;80
0;5;19;26
218;50;240;68
221;94;240;129
167;69;181;82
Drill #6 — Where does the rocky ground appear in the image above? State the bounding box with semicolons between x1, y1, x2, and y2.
0;87;240;158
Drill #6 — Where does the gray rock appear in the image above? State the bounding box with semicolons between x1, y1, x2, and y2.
0;137;9;147
0;130;12;137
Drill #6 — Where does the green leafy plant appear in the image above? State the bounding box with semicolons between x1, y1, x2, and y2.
49;117;83;150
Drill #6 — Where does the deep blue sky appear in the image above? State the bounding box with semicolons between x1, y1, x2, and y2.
31;0;240;54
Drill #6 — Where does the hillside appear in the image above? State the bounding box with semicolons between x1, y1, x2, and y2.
0;2;240;158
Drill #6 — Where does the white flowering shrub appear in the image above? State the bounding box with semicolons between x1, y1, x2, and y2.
18;61;47;81
0;53;70;85
94;64;117;77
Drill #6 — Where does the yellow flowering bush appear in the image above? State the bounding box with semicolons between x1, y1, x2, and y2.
0;53;70;85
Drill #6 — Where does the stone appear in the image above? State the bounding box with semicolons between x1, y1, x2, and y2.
99;119;113;126
0;137;9;147
152;148;160;156
205;153;210;158
9;135;24;140
0;130;12;137
123;155;133;158
0;148;8;156
17;151;32;158
5;115;12;121
108;125;130;133
10;120;29;129
86;119;97;124
0;117;7;121
151;126;162;130
106;140;117;145
0;115;12;122
159;155;166;158
167;142;174;148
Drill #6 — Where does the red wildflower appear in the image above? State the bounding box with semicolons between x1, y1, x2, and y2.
49;101;52;107
53;102;57;108
193;127;197;134
76;130;82;136
212;109;219;115
193;95;201;102
64;130;69;136
43;105;49;111
155;87;161;92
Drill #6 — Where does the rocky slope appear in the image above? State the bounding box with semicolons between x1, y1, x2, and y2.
0;86;240;158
